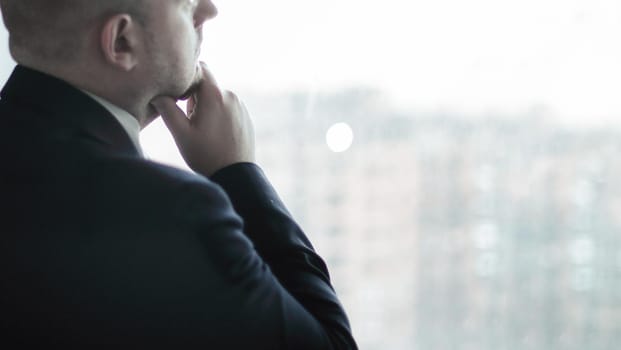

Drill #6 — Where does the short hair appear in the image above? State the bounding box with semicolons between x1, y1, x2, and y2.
0;0;148;62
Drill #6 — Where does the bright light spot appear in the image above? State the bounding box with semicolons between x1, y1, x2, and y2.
326;122;354;153
473;221;498;250
569;237;595;265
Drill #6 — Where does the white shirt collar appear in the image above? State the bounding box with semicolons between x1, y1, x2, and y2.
80;90;144;157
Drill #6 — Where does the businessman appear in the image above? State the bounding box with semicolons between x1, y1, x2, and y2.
0;0;357;348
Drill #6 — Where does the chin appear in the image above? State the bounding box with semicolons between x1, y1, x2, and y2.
179;75;203;100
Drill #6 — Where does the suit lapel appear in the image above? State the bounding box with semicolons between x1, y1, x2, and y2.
0;65;141;157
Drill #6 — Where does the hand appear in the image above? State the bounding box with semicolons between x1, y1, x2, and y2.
150;63;255;177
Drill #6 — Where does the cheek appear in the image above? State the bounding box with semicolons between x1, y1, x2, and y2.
167;37;194;71
172;29;198;64
160;19;196;57
176;19;198;48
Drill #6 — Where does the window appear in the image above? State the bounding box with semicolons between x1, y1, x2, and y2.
141;2;619;349
3;1;621;349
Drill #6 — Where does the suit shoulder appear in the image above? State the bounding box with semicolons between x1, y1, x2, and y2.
99;156;222;195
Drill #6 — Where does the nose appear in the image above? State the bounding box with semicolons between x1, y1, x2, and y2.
194;0;218;28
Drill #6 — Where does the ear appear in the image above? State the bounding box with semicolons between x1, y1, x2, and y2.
100;14;140;71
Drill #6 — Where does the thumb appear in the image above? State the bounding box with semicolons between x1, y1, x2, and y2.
151;96;190;137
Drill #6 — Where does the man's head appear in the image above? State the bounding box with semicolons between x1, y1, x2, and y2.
0;0;217;124
0;1;148;63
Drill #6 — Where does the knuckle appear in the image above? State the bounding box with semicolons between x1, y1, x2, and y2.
222;90;240;103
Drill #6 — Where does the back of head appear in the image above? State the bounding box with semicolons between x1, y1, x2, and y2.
0;0;146;65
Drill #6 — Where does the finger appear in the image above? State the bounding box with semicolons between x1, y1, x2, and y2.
150;96;190;136
198;61;218;89
190;63;225;128
187;95;196;117
194;62;223;107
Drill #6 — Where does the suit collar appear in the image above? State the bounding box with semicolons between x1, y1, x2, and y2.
0;65;140;157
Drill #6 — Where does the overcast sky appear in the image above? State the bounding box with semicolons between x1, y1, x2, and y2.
204;0;621;125
2;0;621;125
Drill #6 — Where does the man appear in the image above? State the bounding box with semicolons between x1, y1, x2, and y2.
0;1;357;348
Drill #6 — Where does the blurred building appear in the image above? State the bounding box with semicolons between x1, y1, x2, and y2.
250;89;621;350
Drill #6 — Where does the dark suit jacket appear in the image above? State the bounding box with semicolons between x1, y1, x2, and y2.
0;66;357;349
